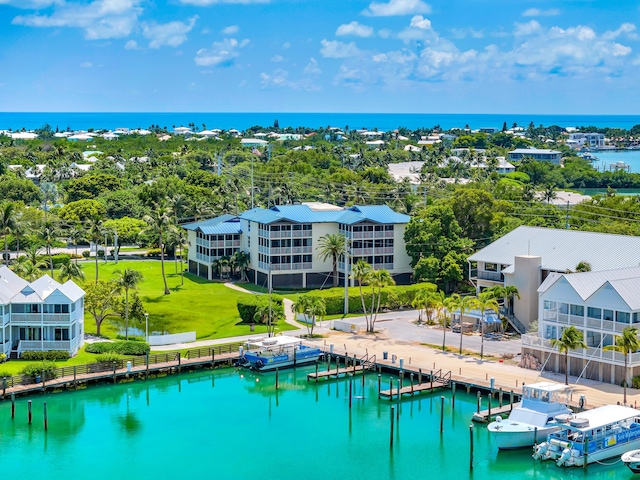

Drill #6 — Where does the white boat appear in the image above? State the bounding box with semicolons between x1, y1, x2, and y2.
622;449;640;473
533;405;640;467
237;336;323;371
487;382;572;449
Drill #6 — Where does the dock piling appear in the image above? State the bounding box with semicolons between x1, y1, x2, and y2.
510;390;514;411
275;367;279;389
452;382;456;409
418;368;422;385
11;393;15;418
390;406;395;448
42;370;46;392
349;379;352;409
43;402;48;431
469;425;474;470
476;391;481;414
410;373;414;395
488;394;492;421
440;396;445;433
396;379;401;420
28;400;32;425
378;374;381;398
315;363;318;382
389;377;393;402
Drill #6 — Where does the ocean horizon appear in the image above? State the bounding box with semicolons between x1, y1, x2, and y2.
2;112;640;132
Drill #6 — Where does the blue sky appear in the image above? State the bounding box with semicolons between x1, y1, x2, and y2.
1;0;639;113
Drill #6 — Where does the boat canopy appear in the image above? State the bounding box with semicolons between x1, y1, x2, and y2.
562;405;640;432
245;336;303;349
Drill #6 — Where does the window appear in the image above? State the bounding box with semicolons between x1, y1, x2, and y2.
54;328;69;341
634;313;640;324
603;309;614;321
617;311;631;324
570;305;584;316
484;263;498;272
545;325;557;339
544;300;557;310
558;303;569;314
587;307;601;319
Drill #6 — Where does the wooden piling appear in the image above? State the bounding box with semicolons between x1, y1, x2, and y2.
510;390;514;411
534;426;538;445
389;377;393;402
11;393;15;418
315;363;319;382
499;389;503;408
275;367;279;389
410;373;414;395
390;406;395;448
73;366;77;388
469;425;474;470
440;396;445;433
28;400;32;425
452;382;456;409
349;379;352;409
2;376;6;398
418;368;422;385
476;391;481;413
378;374;381;398
43;402;48;431
178;352;181;373
488;394;492;421
353;354;356;374
211;347;215;367
113;362;117;383
396;379;401;420
430;370;433;392
145;353;149;380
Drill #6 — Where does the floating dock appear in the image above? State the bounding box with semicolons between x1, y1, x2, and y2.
379;380;448;399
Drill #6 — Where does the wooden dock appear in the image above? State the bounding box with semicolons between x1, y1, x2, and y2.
307;365;365;381
472;404;515;422
379;380;447;399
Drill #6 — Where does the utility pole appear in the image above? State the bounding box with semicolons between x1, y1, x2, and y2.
344;233;349;315
114;231;118;264
565;201;570;230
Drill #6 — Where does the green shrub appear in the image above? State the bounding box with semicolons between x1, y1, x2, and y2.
85;340;150;355
308;283;434;315
237;295;284;324
20;350;69;361
632;376;640;389
97;250;105;258
95;353;123;363
20;361;58;380
0;371;11;378
146;248;162;257
82;250;90;258
51;253;71;267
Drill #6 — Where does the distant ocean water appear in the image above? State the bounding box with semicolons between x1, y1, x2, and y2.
1;112;640;132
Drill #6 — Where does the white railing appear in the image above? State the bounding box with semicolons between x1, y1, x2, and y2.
20;340;71;351
557;313;569;324
569;315;584;326
586;317;601;328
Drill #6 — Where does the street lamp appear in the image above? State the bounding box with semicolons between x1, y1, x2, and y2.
144;312;149;343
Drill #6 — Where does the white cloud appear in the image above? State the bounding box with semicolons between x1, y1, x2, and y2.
179;0;267;5
142;16;198;48
409;15;431;30
12;0;143;40
303;57;321;75
320;39;361;58
336;21;374;38
363;0;430;17
398;15;436;42
523;8;561;17
603;23;637;40
124;39;139;50
222;25;239;34
449;27;484;39
514;20;542;37
271;54;284;62
378;28;392;39
194;38;249;67
80;61;93;68
0;0;63;8
282;42;291;49
260;68;321;91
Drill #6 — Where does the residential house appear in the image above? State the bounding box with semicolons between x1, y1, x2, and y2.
183;202;413;289
568;132;605;149
467;226;640;333
0;267;85;358
508;148;562;164
522;267;640;385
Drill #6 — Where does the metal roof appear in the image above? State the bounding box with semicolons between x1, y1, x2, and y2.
182;214;242;234
538;266;640;310
239;204;409;225
0;269;85;304
469;226;640;273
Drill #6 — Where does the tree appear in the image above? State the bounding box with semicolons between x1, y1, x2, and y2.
0;202;17;266
471;291;500;360
233;250;250;283
115;268;144;340
143;203;173;295
575;261;592;273
317;233;346;288
40;182;58;222
67;223;85;264
550;325;586;385
41;219;58;278
610;327;640;405
350;261;373;332
58;260;84;283
87;214;107;284
291;295;326;336
59;199;107;222
368;269;395;333
455;294;476;355
85;280;122;336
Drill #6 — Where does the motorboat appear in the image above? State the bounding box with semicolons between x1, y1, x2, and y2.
237;335;323;371
533;405;640;467
487;382;572;449
622;449;640;473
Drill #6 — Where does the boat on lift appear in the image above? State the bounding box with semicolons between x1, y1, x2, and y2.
487;382;572;449
622;449;640;473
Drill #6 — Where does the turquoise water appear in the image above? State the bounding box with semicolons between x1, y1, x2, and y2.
0;367;629;479
1;112;640;132
590;150;640;174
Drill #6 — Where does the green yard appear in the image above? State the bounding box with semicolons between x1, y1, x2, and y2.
77;259;294;340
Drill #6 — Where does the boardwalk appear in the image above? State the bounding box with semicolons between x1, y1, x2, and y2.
379;380;448;399
307;365;366;381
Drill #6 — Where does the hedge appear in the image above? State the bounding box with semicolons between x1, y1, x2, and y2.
20;350;69;361
309;283;436;315
85;340;150;355
20;361;59;380
51;253;71;267
95;353;123;363
237;295;284;324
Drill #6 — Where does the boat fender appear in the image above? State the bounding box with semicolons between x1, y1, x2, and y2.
579;395;585;409
496;416;502;422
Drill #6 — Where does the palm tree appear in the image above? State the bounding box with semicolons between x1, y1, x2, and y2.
456;294;476;355
350;261;372;331
168;226;188;284
472;291;500;360
0;202;17;266
11;213;28;260
550;325;586;385
67;223;85;264
369;269;395;333
58;260;84;283
115;268;144;340
610;327;640;405
291;295;326;336
41;219;58;278
143;203;173;295
233;250;250;283
87;214;107;284
503;286;520;318
317;233;346;288
40;182;58;222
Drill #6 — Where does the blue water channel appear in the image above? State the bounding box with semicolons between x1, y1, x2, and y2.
0;366;630;479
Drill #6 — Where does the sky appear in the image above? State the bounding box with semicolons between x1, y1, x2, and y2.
1;0;640;114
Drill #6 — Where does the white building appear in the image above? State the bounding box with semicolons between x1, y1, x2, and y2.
508;148;562;164
522;267;640;385
468;226;640;333
183;203;413;289
0;267;85;358
568;132;605;149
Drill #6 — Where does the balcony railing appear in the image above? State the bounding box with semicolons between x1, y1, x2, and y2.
10;314;73;324
476;271;503;282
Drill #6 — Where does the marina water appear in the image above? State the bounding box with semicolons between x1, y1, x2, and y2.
0;366;628;478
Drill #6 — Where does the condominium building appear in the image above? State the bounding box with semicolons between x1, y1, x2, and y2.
522;267;640;385
0;267;85;358
508;148;562;164
183;202;413;289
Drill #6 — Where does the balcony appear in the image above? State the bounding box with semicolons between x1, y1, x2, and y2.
20;340;73;351
11;314;73;324
476;271;503;282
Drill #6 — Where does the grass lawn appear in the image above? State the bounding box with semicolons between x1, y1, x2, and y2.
0;348;102;376
77;259;295;340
